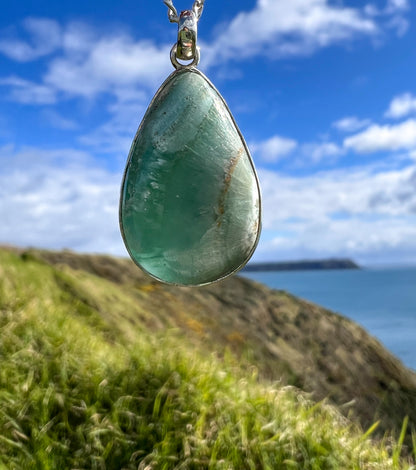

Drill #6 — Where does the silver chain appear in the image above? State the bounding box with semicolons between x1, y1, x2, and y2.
163;0;205;23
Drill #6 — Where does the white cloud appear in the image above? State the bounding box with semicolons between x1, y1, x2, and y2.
0;21;172;104
42;110;79;130
0;76;56;104
79;89;147;155
0;4;410;106
332;116;371;132
257;217;416;265
0;18;61;62
0;146;124;254
364;0;409;36
2;143;416;265
386;0;409;14
0;22;170;160
386;15;409;36
366;0;409;15
301;141;345;163
254;162;416;263
251;135;297;162
259;165;416;228
44;34;172;97
385;93;416;118
252;138;344;167
344;119;416;153
206;0;380;64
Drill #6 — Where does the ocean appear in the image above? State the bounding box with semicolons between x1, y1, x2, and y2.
241;267;416;371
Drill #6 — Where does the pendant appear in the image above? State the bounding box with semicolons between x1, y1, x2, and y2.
119;8;261;286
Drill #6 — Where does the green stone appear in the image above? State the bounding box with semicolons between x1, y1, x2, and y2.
119;67;261;286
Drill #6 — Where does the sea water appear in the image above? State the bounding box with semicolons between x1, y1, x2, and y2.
241;267;416;371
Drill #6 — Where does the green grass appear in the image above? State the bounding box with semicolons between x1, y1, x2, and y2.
0;250;414;469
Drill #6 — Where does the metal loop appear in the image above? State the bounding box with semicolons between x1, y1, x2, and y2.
170;44;200;69
165;0;204;69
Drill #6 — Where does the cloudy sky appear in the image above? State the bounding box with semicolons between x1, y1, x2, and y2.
0;0;415;266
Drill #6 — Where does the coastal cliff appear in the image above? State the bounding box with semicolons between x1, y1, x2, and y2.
243;258;360;271
0;246;415;467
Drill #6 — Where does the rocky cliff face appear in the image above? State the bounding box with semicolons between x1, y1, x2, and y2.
6;246;416;440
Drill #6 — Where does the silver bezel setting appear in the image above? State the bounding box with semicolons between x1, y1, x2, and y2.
119;67;262;287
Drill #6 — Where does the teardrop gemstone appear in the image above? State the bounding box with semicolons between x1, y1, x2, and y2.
120;67;261;286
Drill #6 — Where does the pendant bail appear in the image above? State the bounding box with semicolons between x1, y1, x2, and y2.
176;10;198;61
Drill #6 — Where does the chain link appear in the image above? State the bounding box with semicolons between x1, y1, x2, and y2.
163;0;179;23
163;0;205;23
192;0;205;20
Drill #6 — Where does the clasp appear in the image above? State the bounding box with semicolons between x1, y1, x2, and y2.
176;10;198;61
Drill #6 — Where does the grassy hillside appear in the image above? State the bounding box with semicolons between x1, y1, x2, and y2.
24;247;416;437
0;247;415;468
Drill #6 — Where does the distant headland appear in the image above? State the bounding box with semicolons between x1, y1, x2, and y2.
242;258;360;272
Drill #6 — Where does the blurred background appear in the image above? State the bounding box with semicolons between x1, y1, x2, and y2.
0;0;415;266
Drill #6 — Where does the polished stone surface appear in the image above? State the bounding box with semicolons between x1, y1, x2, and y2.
120;67;261;285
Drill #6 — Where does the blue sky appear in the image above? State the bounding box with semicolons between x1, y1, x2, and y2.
0;0;416;265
